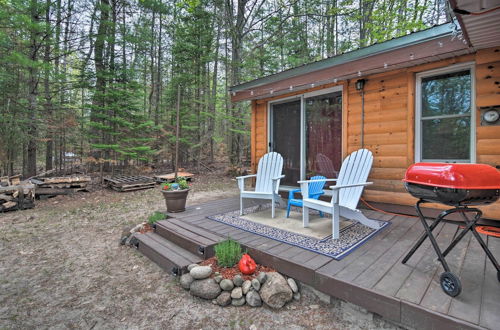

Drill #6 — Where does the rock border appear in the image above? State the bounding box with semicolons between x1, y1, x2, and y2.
180;263;300;308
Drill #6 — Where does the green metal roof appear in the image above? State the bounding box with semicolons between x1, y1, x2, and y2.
230;22;459;92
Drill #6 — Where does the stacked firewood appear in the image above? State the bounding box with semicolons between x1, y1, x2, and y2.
31;175;91;198
0;184;35;212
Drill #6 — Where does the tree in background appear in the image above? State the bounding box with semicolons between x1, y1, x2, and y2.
0;0;450;176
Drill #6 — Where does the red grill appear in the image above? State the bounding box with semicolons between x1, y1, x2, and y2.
403;163;500;206
402;163;500;297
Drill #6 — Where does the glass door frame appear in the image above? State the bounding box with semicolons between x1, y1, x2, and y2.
267;85;343;184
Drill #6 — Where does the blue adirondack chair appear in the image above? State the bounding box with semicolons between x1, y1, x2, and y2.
286;175;326;218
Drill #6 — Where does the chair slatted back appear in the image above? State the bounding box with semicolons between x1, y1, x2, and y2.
255;152;284;193
308;175;326;197
336;149;373;210
316;153;337;178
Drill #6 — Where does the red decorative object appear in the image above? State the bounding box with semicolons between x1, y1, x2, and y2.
238;254;256;275
404;163;500;190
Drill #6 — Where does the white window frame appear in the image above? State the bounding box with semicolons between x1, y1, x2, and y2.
415;62;476;163
268;85;343;182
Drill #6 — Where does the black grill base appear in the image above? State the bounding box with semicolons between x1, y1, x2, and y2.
404;182;499;206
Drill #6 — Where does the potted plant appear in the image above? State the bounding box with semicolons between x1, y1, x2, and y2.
161;176;190;213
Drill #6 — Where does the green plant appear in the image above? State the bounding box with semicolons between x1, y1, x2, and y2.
214;238;243;268
161;176;190;191
148;211;166;225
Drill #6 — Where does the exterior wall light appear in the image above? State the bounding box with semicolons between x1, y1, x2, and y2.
355;79;366;91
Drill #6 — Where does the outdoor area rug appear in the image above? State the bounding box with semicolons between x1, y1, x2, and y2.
207;203;390;260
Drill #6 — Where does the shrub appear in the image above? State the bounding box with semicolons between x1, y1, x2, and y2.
214;238;243;268
148;211;166;225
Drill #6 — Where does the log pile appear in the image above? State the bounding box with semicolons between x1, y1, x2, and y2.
104;175;156;192
31;175;91;198
0;184;35;212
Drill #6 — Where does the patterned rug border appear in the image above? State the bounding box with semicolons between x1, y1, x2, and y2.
207;204;391;260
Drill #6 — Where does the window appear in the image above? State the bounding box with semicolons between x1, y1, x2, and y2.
415;64;475;162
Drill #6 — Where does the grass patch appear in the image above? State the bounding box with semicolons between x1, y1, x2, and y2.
214;238;243;268
147;211;167;225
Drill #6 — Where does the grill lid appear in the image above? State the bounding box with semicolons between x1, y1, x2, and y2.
403;163;500;190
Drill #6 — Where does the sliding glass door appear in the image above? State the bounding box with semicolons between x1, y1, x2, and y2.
270;99;301;186
305;91;342;178
269;87;342;186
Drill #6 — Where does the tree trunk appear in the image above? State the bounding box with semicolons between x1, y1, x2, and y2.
44;0;53;171
27;0;41;178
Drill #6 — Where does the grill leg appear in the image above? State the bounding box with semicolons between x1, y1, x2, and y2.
457;211;500;273
402;201;448;266
442;208;481;257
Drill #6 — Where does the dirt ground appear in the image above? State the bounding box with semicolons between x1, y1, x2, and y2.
0;173;391;329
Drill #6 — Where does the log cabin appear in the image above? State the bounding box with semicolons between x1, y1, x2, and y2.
229;10;500;219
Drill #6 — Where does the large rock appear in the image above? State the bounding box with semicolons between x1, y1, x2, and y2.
287;278;299;293
231;297;246;306
231;287;243;299
190;266;212;280
257;272;267;284
190;278;221;300
246;291;262;307
220;279;234;291
233;275;243;287
242;280;252;294
260;272;293;309
251;278;261;291
187;264;199;271
180;273;194;290
216;292;231;306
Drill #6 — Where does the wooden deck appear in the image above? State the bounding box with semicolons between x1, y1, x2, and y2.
161;196;499;330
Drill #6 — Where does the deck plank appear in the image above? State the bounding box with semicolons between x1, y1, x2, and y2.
372;221;446;296
419;226;470;315
479;235;500;330
447;233;486;325
335;215;415;282
353;217;422;289
316;214;402;278
395;222;458;304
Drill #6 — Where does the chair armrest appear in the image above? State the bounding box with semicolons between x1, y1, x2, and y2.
288;188;301;200
309;191;324;199
236;174;257;180
236;174;257;191
329;182;372;190
297;179;337;184
271;175;285;194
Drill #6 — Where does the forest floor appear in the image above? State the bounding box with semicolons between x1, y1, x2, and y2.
0;172;398;329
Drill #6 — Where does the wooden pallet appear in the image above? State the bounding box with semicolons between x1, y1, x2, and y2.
31;175;91;197
104;175;156;192
154;172;194;183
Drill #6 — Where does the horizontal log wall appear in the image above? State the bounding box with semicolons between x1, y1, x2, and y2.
250;48;500;219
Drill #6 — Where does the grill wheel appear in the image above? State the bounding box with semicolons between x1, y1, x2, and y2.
440;272;462;297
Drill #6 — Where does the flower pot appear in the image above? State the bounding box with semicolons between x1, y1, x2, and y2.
161;189;189;213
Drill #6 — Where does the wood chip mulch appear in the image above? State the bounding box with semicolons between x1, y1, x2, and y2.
200;256;275;281
139;224;154;234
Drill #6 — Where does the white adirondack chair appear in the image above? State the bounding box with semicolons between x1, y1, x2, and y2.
299;149;383;239
237;152;285;218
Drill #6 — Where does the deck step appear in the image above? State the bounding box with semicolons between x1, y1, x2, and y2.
155;218;224;259
136;232;202;276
